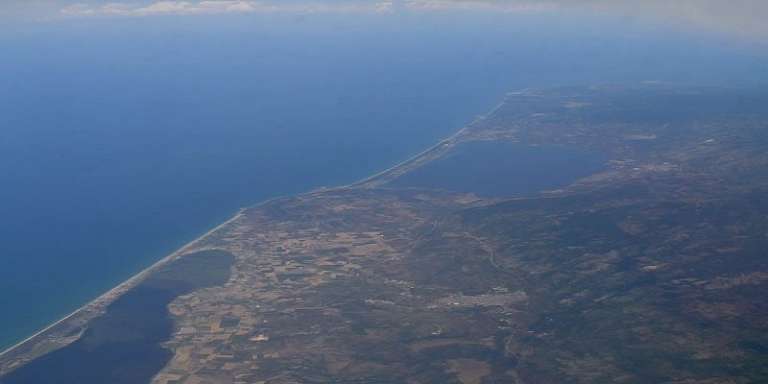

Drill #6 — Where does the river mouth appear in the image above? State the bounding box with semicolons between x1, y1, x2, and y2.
388;140;608;197
0;250;234;384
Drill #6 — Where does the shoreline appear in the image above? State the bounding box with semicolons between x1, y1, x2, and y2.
345;96;509;189
0;91;513;370
0;210;245;360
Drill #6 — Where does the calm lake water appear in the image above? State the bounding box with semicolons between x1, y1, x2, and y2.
390;142;608;197
1;250;234;384
0;11;766;351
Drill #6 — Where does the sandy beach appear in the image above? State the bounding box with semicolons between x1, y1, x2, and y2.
0;210;244;363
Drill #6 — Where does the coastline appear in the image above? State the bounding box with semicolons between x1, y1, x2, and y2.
346;96;509;189
0;126;454;367
0;210;245;363
0;92;512;374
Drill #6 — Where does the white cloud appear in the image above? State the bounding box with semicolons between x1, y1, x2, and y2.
404;0;554;13
405;0;768;38
53;0;768;39
62;1;253;16
60;1;395;17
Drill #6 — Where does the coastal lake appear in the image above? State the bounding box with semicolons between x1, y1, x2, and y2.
1;250;234;384
390;141;608;197
1;11;764;352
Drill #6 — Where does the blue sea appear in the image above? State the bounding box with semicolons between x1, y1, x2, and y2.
0;11;766;350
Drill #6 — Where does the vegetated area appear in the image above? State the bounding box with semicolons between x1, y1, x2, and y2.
3;85;768;384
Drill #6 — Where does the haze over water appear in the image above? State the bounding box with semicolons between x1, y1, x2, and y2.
1;2;767;351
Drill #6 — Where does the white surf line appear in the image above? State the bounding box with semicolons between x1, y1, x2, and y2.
1;91;519;360
341;95;511;189
0;211;244;359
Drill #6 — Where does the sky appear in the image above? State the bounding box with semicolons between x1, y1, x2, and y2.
1;0;767;42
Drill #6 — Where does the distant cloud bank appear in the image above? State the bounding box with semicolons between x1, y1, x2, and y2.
413;0;768;39
60;1;396;16
2;0;762;39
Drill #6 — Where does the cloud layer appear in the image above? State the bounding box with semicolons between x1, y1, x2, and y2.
516;0;768;38
60;1;395;16
5;0;763;39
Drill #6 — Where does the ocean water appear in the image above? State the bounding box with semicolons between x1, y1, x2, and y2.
0;11;766;351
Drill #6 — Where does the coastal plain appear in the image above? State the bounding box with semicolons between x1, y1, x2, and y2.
3;85;768;383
